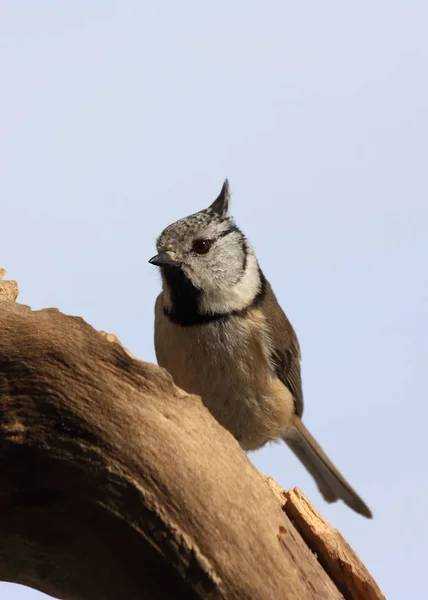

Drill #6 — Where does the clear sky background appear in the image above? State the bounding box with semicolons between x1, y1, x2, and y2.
1;2;427;599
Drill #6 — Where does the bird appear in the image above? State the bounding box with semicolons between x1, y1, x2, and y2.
149;180;372;518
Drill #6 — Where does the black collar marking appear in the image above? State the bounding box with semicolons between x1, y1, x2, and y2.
163;268;266;327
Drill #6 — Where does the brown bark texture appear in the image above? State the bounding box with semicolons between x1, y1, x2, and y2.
0;268;385;600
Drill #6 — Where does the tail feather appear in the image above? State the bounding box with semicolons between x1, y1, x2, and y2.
284;419;372;518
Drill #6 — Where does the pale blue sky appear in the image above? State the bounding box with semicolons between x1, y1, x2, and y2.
1;2;427;599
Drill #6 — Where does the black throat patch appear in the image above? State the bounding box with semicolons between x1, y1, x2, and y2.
162;267;267;327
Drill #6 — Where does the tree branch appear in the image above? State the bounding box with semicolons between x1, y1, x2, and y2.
0;269;384;600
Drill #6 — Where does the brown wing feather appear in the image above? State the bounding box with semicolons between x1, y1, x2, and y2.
261;280;304;417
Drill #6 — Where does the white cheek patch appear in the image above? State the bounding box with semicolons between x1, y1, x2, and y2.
199;251;261;314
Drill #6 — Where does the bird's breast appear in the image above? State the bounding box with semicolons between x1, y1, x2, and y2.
154;295;295;449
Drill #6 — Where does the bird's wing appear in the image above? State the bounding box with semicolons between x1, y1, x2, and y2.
260;279;304;417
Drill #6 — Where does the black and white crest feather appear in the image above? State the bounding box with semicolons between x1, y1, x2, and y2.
206;179;231;219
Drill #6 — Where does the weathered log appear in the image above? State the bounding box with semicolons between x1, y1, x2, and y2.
0;269;384;600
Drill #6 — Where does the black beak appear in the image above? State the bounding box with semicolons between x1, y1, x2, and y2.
149;252;181;268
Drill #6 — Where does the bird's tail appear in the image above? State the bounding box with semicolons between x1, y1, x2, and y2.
283;419;372;518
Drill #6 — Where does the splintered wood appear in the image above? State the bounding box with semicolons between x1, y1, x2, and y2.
283;488;385;600
0;267;19;301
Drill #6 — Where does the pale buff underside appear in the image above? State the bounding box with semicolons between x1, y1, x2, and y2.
154;294;296;450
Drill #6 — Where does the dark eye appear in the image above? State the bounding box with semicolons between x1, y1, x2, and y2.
192;239;212;255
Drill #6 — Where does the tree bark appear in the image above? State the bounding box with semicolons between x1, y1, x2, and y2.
0;269;384;600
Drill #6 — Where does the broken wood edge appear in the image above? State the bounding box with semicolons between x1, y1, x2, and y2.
0;268;19;301
280;488;385;600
